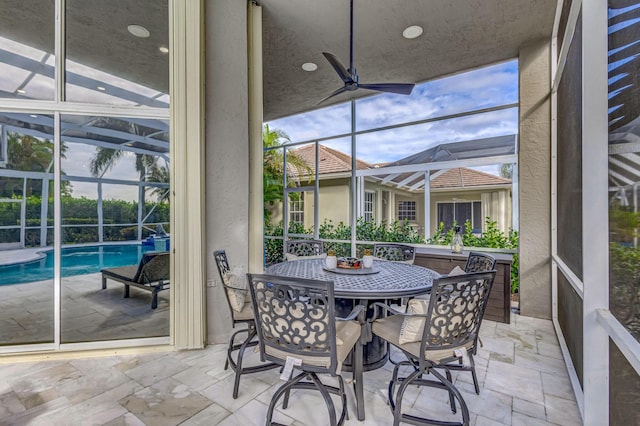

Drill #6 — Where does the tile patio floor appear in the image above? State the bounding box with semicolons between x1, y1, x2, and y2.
0;313;582;425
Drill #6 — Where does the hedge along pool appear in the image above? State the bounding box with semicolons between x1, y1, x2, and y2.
0;244;158;285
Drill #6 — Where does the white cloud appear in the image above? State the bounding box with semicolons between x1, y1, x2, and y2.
267;60;519;166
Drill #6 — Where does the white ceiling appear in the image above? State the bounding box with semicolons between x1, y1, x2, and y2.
260;0;557;121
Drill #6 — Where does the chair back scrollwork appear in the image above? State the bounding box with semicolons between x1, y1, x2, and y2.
247;274;339;373
421;271;496;357
373;243;415;263
285;240;325;257
464;252;497;273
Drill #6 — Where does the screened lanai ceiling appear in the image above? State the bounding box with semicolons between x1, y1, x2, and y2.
1;0;557;123
260;0;556;121
0;0;170;162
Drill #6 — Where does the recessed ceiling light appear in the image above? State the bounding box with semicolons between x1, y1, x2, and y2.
302;62;318;72
97;86;106;91
158;46;169;54
127;24;150;38
16;89;26;94
30;114;38;118
402;25;423;39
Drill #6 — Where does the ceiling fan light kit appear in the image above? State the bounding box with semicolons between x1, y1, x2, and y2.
318;0;415;104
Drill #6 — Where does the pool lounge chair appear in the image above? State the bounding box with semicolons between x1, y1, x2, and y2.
100;251;170;309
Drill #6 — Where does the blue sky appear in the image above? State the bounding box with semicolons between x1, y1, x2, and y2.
267;60;519;166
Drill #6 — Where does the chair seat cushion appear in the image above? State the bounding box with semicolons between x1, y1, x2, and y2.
232;301;254;321
265;320;360;374
372;315;472;363
101;265;140;282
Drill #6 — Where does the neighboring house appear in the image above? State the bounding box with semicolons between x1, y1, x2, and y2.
268;143;513;237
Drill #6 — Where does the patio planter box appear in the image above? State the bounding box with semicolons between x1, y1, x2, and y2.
414;248;513;324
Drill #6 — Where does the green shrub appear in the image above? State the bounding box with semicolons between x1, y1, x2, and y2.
264;218;424;266
0;195;169;247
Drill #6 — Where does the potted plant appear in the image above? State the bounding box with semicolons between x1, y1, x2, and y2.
363;248;374;268
326;249;337;269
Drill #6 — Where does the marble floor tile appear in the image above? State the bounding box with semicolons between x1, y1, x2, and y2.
484;360;544;405
0;314;582;426
118;378;212;426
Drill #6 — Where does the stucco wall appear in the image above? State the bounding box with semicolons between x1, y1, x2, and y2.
205;0;249;344
519;39;552;319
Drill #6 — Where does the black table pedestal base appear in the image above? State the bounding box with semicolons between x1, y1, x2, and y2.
336;297;388;372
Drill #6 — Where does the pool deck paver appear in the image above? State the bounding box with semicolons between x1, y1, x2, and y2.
0;247;48;266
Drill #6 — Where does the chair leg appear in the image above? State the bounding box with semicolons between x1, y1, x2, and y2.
123;284;130;298
445;368;456;413
469;353;480;395
391;368;423;426
352;338;365;421
430;368;471;426
266;372;309;426
309;372;339;426
232;328;257;399
151;288;159;309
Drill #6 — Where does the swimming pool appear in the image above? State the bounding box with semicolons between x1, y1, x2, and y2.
0;244;158;285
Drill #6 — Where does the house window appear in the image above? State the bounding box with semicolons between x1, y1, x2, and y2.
364;191;375;222
289;193;304;224
437;201;482;232
397;200;416;221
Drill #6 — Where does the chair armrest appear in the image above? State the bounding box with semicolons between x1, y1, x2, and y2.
337;304;366;324
370;301;429;321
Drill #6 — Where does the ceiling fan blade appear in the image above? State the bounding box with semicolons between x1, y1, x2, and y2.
322;52;353;84
358;82;415;95
316;86;348;105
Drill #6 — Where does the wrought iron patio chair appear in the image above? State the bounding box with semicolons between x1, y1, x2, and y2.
372;243;416;264
465;251;497;273
371;270;496;426
284;239;325;260
247;273;365;426
213;250;278;399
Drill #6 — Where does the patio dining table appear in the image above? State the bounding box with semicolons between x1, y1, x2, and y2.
265;258;439;421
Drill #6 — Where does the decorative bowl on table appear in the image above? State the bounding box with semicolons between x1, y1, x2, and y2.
337;257;362;269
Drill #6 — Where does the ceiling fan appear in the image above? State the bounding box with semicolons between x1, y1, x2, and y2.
318;0;416;105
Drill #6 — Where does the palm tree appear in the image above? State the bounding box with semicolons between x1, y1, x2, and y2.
4;132;70;197
146;161;170;203
263;124;312;222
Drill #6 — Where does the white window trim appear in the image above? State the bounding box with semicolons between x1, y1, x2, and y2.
435;200;482;230
397;200;417;221
364;190;375;222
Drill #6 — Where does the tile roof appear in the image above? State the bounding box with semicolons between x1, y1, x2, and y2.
293;144;372;175
292;144;511;189
430;168;511;188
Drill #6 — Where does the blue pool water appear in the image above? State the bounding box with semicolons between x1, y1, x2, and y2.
0;244;157;285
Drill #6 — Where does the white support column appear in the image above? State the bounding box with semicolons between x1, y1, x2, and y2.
40;177;49;247
97;182;103;242
581;0;609;423
248;0;265;271
137;184;143;240
171;0;206;349
424;171;430;238
20;179;26;247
